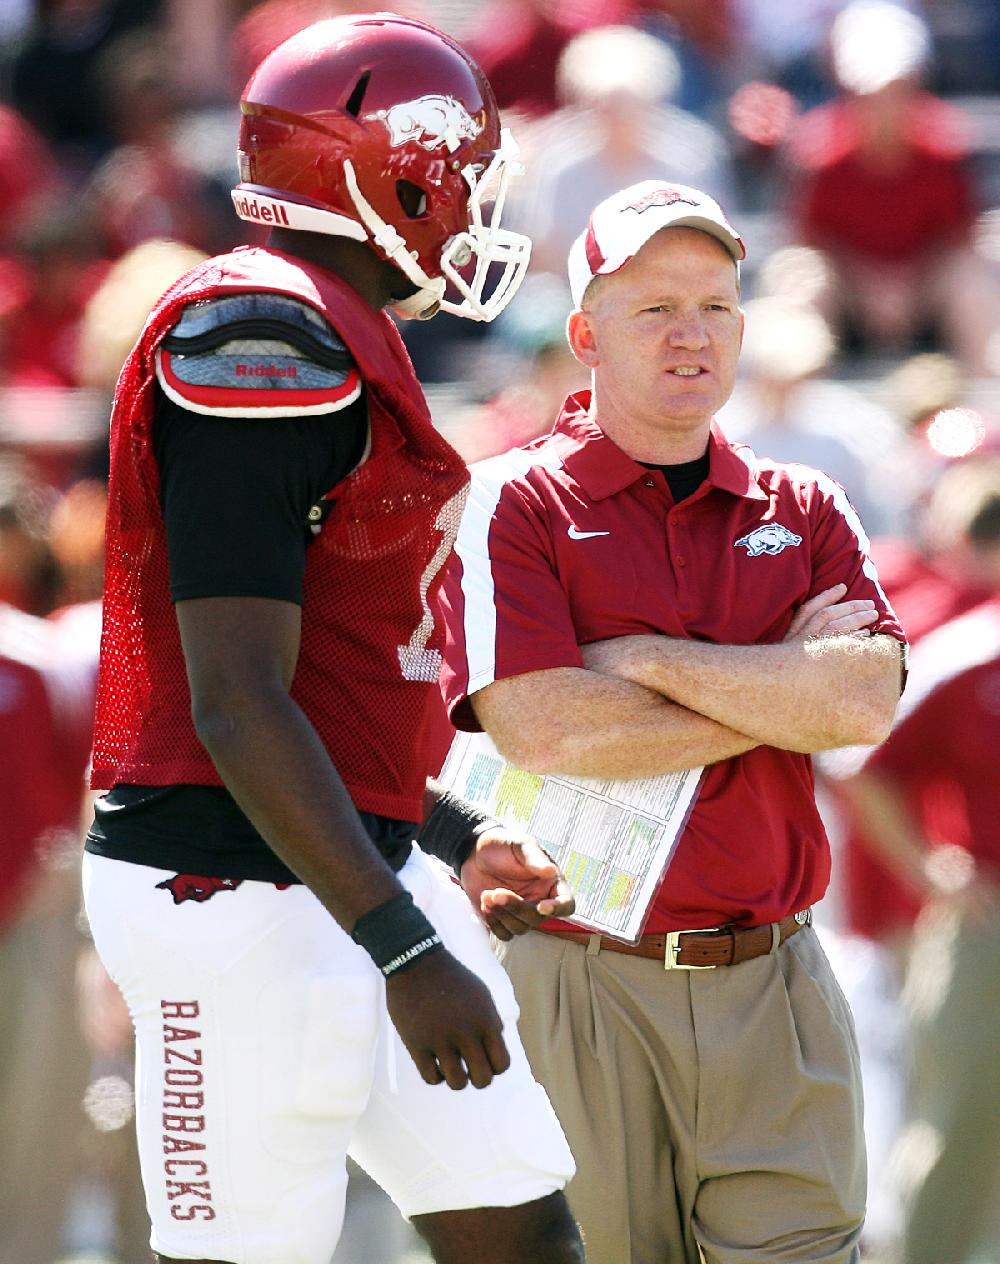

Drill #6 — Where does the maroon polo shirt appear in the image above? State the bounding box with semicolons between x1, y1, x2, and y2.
439;390;906;931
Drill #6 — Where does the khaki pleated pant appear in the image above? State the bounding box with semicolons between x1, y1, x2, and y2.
499;925;865;1264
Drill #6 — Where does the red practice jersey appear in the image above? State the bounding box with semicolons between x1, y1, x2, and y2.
439;391;906;930
92;246;468;823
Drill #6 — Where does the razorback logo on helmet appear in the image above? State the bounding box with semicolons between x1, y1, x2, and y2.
380;94;481;153
735;523;804;557
626;187;702;215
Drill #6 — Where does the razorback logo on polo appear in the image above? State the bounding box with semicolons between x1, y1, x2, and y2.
735;523;803;556
380;94;481;152
626;186;701;215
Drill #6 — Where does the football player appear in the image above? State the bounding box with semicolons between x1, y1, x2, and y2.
83;15;582;1264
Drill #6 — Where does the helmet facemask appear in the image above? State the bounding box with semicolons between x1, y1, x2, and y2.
343;128;531;322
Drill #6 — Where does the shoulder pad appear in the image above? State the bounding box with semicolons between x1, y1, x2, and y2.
155;293;362;417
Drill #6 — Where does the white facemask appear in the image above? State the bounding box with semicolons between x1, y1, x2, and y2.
345;128;532;323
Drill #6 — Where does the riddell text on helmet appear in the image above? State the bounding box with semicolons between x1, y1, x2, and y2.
160;1000;216;1223
233;195;291;226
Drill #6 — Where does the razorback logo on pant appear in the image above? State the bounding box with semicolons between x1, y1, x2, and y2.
155;875;292;904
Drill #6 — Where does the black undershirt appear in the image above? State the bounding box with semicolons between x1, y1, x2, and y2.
641;451;710;503
86;387;418;881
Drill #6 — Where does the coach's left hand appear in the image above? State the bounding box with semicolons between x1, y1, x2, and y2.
460;830;576;940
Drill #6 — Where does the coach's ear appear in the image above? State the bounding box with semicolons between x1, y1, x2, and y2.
566;308;599;369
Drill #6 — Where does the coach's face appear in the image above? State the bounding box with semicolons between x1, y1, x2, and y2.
568;227;743;462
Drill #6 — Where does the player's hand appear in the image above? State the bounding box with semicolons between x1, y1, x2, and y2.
384;948;510;1090
785;584;878;641
460;828;576;941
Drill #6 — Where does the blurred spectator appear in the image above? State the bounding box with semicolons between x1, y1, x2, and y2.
731;0;850;105
0;104;62;244
0;603;66;929
824;401;999;950
80;27;237;257
0;458;58;615
230;0;385;95
164;0;237;108
786;0;1000;371
0;463;100;1262
816;924;907;1257
0;596;92;1264
47;477;107;608
630;0;737;112
921;0;1000;94
76;236;207;391
514;24;738;273
449;273;586;463
1;204;108;389
466;0;621;119
7;0;162;173
726;79;801;211
0;254;34;368
881;351;997;524
836;456;1000;1264
719;293;901;534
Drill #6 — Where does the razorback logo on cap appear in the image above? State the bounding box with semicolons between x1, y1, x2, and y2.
626;187;702;215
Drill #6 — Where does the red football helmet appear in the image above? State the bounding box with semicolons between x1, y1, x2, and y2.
233;13;531;321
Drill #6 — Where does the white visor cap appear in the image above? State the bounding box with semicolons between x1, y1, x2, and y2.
568;180;746;308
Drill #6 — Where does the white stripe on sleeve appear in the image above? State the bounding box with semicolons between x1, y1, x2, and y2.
810;468;893;610
455;444;564;697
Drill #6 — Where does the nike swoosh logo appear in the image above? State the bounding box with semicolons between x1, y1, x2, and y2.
567;526;611;540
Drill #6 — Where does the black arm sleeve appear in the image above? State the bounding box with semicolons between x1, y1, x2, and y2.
417;790;503;878
152;388;367;604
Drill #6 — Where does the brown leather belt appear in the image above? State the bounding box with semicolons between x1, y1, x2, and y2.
540;909;812;970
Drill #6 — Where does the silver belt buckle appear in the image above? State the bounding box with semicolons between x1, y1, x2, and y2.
663;927;720;971
794;908;813;927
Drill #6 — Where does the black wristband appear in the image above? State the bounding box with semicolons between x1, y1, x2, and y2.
418;790;502;879
351;891;443;978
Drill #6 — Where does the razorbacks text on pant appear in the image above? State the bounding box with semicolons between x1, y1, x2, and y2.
161;1000;216;1222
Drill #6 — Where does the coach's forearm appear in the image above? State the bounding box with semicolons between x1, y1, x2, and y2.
470;666;758;779
584;634;902;753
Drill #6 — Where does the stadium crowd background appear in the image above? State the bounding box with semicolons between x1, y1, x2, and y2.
1;1;999;1261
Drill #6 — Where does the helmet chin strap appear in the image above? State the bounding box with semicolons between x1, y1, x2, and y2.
390;289;442;320
342;159;445;318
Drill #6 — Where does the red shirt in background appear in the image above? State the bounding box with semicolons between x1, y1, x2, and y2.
792;93;976;265
0;105;59;233
0;607;70;930
467;0;622;117
838;537;991;939
864;598;1000;881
